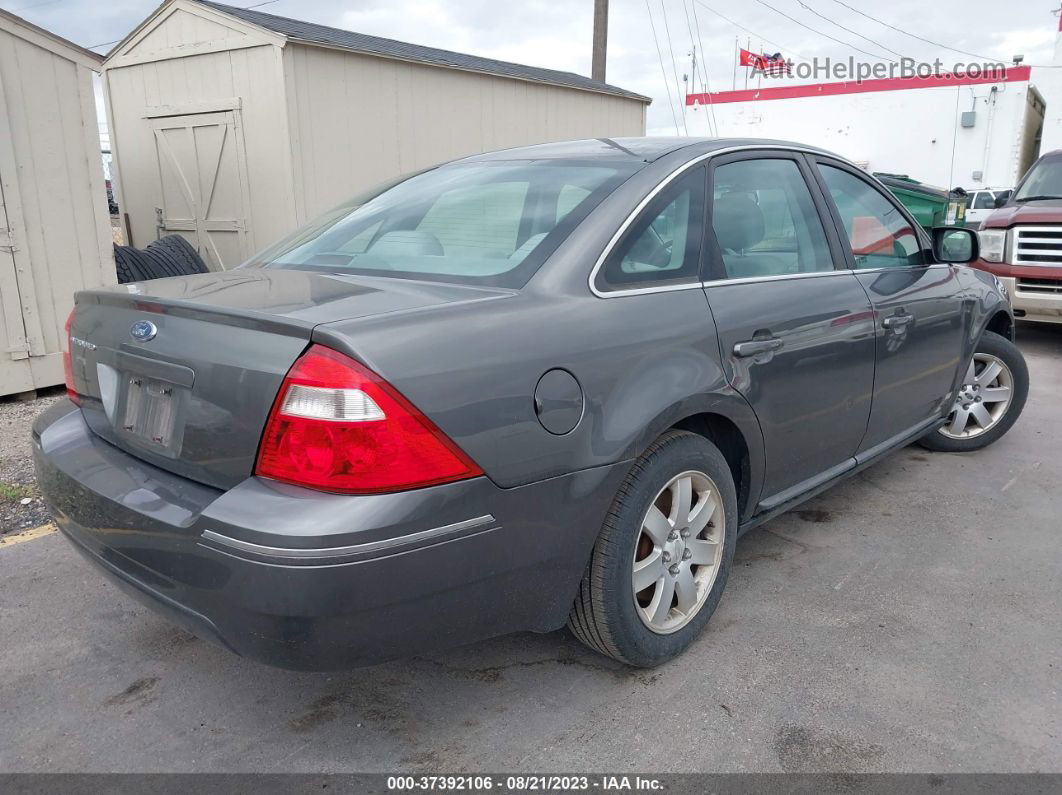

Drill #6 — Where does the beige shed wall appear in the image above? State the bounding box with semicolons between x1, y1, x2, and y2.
283;43;647;221
0;23;113;395
103;1;647;269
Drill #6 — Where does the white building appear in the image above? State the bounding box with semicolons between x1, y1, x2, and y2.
0;10;115;396
1033;14;1062;155
102;0;650;270
690;67;1044;194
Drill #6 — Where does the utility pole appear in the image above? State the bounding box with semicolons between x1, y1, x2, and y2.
744;37;750;89
592;0;608;82
732;36;738;90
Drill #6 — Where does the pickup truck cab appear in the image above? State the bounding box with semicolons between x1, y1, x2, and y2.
966;189;1011;229
974;150;1062;325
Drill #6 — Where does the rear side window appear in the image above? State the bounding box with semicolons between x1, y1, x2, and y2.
818;165;924;269
710;158;833;279
597;166;705;291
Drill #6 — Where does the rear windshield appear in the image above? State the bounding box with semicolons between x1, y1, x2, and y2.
246;161;635;288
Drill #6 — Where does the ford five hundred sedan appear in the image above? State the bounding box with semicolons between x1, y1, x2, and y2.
36;138;1029;670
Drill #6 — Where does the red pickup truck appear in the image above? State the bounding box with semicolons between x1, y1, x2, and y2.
973;150;1062;325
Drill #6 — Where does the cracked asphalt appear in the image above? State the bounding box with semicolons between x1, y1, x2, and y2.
0;324;1058;773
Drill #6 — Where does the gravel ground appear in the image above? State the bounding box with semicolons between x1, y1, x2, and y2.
0;387;62;534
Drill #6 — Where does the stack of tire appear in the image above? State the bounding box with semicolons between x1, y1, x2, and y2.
114;235;210;284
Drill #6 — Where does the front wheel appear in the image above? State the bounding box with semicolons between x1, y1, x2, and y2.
918;331;1028;453
568;431;737;667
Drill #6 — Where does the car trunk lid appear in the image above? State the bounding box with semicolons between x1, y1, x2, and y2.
68;268;510;490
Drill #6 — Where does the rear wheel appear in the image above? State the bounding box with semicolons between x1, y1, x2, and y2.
918;331;1028;453
568;431;737;667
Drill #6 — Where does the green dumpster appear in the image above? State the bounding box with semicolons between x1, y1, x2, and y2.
873;172;967;231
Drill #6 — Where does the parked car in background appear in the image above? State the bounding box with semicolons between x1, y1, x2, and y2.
966;188;1012;229
35;138;1027;671
974;150;1062;325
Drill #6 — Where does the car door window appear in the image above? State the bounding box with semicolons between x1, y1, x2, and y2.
598;166;705;290
818;165;924;269
710;158;833;279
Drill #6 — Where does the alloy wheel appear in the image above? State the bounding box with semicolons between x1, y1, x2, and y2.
939;352;1014;439
632;470;725;634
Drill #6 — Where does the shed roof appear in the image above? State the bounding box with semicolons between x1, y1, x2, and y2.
196;0;651;104
0;8;104;70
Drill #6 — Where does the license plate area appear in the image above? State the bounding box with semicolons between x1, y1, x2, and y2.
117;375;187;457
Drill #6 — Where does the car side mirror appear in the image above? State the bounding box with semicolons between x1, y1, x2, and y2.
933;226;979;263
994;191;1011;208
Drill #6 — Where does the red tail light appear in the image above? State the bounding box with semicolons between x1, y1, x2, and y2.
255;345;482;494
63;309;81;406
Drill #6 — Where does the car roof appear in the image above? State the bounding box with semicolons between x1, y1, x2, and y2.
460;137;836;165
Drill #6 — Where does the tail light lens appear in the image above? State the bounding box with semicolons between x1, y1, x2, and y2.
63;309;81;406
255;345;482;494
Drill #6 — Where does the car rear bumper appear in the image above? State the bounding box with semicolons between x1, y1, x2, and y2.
33;401;627;670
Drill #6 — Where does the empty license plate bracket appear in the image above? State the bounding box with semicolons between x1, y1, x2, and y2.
117;374;187;457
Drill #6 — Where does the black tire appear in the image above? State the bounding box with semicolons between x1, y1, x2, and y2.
147;235;209;275
917;330;1029;453
568;431;738;667
140;247;188;279
113;245;155;284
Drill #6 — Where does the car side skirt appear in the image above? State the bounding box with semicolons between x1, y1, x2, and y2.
739;415;945;535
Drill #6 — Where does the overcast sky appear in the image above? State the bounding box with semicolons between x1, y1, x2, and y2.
4;0;1061;139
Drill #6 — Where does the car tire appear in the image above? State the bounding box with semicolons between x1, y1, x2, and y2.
568;430;738;667
917;330;1028;453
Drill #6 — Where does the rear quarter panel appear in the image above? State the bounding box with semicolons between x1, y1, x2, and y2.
314;288;765;500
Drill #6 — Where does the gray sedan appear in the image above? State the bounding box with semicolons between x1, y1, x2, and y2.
35;137;1028;670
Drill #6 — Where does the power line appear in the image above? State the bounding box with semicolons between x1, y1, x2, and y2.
689;0;719;133
644;0;682;134
796;0;905;58
749;0;895;61
659;0;689;135
693;0;808;61
683;0;717;135
828;0;1062;68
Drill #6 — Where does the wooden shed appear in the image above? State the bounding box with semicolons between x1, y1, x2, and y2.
0;10;115;397
102;0;651;271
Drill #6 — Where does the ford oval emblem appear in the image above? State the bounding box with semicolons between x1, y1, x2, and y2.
130;320;157;342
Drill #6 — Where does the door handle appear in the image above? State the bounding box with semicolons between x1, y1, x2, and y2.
882;314;913;329
733;338;784;357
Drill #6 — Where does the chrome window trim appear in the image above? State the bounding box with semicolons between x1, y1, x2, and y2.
701;269;845;288
200;514;496;561
588;144;901;298
849;263;951;275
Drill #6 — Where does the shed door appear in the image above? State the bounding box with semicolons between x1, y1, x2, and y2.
151;111;251;270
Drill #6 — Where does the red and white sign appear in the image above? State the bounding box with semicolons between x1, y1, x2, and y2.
686;65;1032;106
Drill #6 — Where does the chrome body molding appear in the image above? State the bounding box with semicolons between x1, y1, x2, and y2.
587;143;926;298
201;513;497;561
